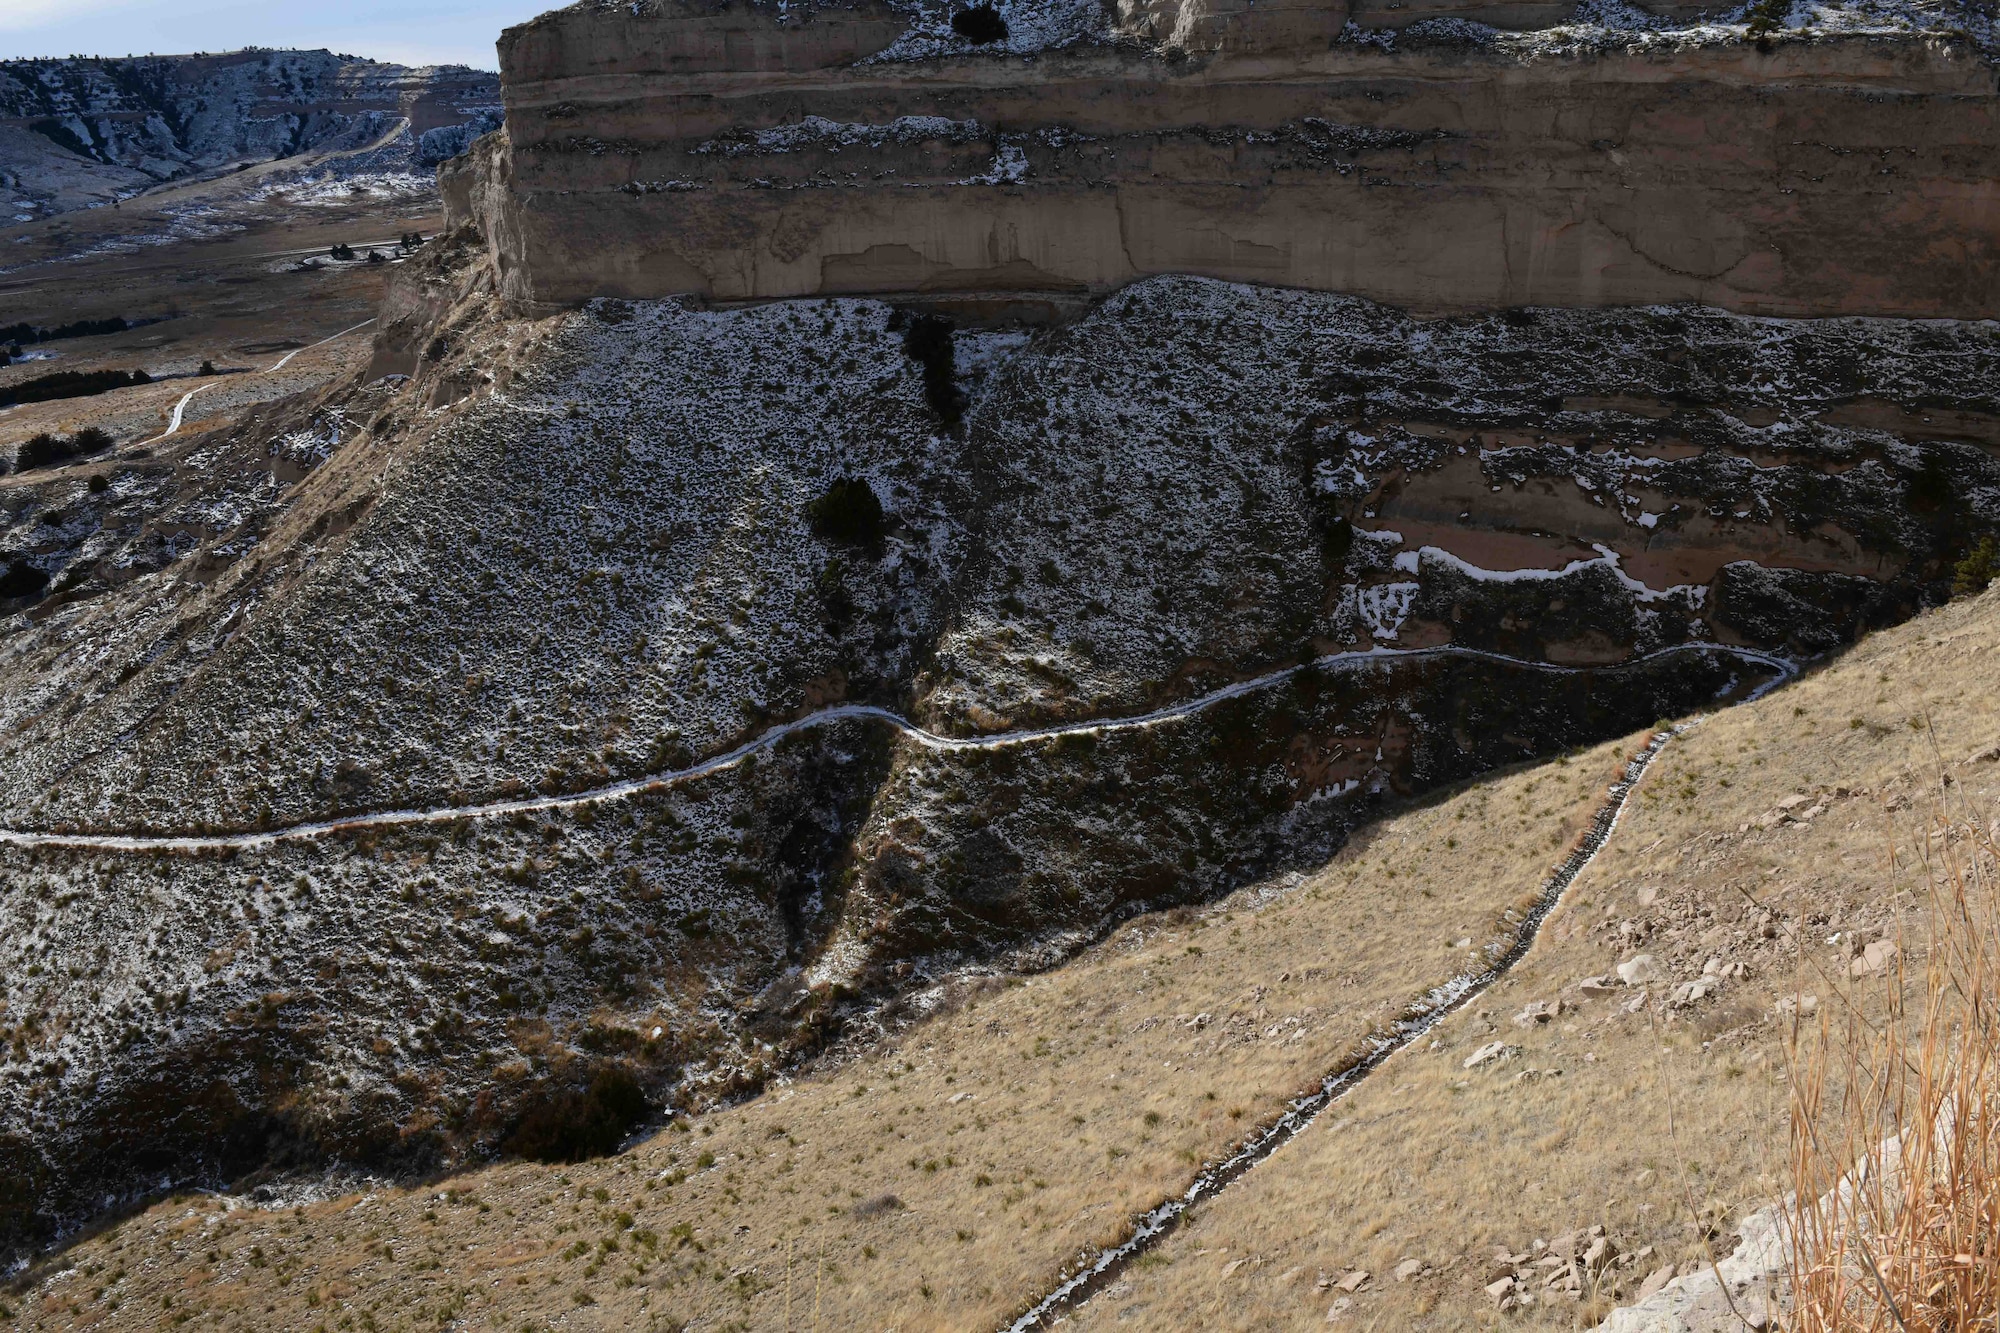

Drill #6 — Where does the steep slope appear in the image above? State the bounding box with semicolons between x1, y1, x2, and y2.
0;50;499;220
0;240;1995;1259
12;571;1993;1332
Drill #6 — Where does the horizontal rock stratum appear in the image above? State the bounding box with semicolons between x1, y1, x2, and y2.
448;0;2000;315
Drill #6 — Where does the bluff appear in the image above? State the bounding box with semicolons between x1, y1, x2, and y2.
0;50;500;218
450;0;2000;316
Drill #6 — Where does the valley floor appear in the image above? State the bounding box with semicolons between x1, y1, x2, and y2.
11;583;1994;1331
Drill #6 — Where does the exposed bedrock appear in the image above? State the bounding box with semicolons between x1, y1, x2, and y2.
451;0;2000;315
3;265;1996;1256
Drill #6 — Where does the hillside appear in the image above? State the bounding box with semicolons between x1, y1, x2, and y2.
1;212;1996;1265
2;0;1999;1313
0;50;498;221
8;537;1993;1330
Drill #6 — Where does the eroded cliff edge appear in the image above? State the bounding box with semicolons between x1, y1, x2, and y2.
449;0;2000;315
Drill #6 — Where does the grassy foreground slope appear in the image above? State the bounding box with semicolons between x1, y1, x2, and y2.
14;585;1995;1330
1084;590;2000;1330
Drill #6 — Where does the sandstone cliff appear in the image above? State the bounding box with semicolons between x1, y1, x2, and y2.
450;0;2000;316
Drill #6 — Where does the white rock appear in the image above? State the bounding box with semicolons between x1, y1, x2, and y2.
1463;1041;1516;1069
1617;955;1662;986
1850;939;1897;976
1393;1258;1424;1282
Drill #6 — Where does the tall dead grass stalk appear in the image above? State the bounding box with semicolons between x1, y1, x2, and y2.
1784;801;1999;1332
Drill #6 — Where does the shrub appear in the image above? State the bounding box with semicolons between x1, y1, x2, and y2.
896;311;967;424
0;316;132;346
503;1068;649;1162
16;432;71;470
0;562;49;600
0;368;149;408
1953;535;1997;598
71;426;111;454
1744;0;1787;41
951;3;1009;42
198;359;216;376
807;476;886;554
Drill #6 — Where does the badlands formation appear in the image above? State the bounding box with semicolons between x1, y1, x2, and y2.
0;51;499;219
1;0;1999;1327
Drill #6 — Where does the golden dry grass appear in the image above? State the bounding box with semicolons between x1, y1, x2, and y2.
1785;803;2000;1332
9;587;2000;1333
6;739;1637;1330
1065;588;2000;1330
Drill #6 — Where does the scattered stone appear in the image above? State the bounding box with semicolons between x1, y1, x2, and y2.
1617;954;1662;986
1336;1269;1370;1293
1851;939;1897;976
1393;1258;1425;1282
1463;1041;1516;1069
1513;999;1561;1027
1775;992;1819;1017
1576;974;1621;997
1324;1296;1353;1322
1670;976;1720;1005
1636;1263;1675;1299
1485;1275;1517;1307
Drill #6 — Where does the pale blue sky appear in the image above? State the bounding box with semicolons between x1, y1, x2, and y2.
0;0;553;70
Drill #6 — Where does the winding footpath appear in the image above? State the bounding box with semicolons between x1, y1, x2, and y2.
137;316;379;446
0;640;1791;853
1006;720;1690;1330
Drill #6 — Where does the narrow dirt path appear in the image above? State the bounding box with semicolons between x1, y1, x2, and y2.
1004;721;1689;1330
0;642;1789;852
132;315;378;445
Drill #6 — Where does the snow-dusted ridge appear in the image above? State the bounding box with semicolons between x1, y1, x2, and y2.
0;642;1793;852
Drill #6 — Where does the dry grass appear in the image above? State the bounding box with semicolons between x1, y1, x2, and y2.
1784;795;2000;1333
5;737;1634;1331
1065;589;2000;1329
9;590;2000;1332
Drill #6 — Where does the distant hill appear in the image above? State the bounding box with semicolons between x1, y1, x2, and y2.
0;49;500;220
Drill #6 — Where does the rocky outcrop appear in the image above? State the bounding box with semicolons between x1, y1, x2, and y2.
448;0;2000;316
0;50;500;217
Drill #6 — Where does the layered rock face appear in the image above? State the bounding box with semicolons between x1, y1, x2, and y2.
457;0;2000;315
0;50;500;216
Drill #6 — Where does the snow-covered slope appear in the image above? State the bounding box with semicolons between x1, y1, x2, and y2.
2;249;1997;1258
0;50;499;220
